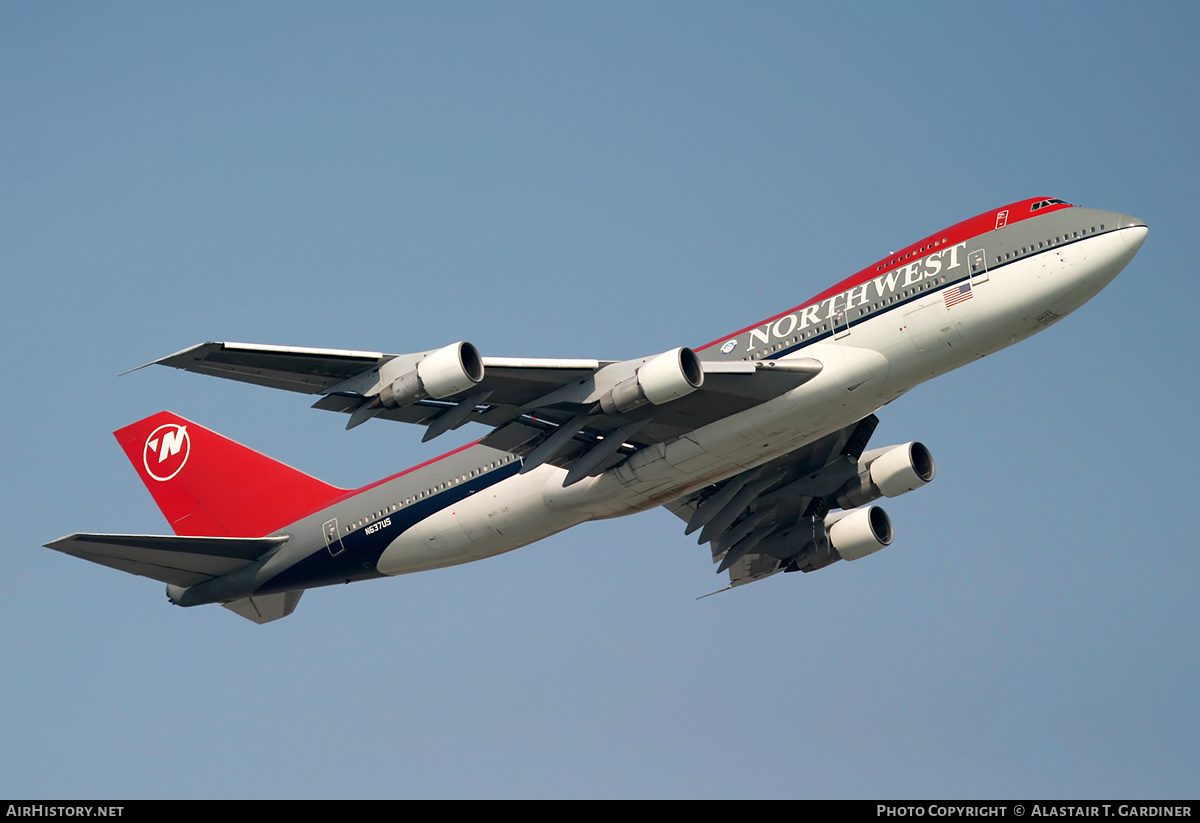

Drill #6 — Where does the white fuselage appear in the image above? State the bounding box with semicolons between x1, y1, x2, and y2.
376;220;1147;576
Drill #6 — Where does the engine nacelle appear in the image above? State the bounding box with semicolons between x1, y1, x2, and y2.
598;347;704;415
786;506;894;573
826;505;894;561
379;342;484;409
834;441;935;509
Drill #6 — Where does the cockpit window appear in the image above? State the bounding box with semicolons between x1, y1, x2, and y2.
1030;198;1069;212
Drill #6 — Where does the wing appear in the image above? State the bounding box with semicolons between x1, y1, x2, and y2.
664;415;883;591
44;533;288;588
146;340;824;486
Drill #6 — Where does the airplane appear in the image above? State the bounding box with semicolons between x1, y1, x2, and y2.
45;197;1148;623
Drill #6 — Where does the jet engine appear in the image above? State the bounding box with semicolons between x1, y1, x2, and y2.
834;442;935;509
825;505;894;560
378;342;485;410
783;506;894;573
598;347;704;415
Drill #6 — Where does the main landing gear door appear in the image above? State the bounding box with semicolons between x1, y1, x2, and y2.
323;518;346;557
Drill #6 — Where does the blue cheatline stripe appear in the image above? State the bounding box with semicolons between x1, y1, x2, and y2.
258;458;524;593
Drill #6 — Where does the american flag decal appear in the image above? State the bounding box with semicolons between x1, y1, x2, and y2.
943;281;974;308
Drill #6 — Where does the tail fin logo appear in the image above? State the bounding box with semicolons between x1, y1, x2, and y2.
143;424;190;481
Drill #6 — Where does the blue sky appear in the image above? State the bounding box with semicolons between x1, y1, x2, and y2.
3;2;1197;799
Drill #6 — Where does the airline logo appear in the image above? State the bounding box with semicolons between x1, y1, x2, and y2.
143;423;190;482
738;242;968;352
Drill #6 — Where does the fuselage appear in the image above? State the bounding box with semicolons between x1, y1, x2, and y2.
173;198;1148;607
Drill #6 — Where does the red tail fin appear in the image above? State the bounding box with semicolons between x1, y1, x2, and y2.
114;411;347;537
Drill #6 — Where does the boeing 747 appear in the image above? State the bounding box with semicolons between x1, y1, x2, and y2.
46;197;1148;623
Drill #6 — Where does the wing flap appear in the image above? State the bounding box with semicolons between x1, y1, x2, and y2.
665;416;879;590
44;533;288;588
142;342;388;394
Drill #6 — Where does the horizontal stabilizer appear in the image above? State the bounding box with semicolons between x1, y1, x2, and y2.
44;533;288;588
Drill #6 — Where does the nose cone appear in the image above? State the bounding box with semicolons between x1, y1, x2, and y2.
1115;213;1148;253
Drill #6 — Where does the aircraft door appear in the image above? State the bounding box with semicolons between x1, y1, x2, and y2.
833;309;851;339
969;249;989;284
323;518;346;557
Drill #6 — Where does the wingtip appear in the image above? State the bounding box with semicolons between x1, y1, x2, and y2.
118;360;155;377
118;341;217;377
